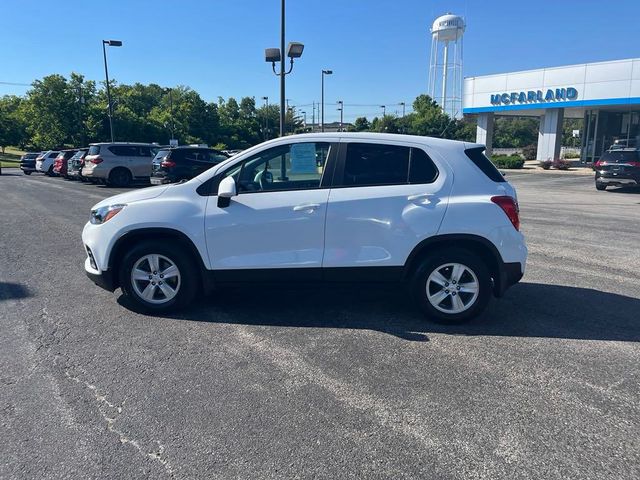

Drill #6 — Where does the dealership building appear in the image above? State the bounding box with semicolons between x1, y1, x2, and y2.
463;58;640;162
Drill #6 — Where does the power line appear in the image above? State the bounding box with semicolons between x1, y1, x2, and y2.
0;81;31;87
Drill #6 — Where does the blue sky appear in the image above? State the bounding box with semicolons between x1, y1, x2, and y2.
1;0;639;122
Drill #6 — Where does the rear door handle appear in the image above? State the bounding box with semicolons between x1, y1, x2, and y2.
407;193;434;203
293;203;321;212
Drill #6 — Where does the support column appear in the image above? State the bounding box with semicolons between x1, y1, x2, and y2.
536;108;564;161
476;112;494;156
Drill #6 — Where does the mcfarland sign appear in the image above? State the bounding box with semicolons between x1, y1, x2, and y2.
490;87;578;105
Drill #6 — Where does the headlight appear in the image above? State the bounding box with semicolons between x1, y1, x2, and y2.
90;204;126;224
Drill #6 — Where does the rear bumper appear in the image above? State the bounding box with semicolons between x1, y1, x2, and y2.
494;261;524;297
597;177;638;186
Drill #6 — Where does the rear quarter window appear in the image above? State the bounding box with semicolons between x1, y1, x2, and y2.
465;147;506;182
88;146;101;155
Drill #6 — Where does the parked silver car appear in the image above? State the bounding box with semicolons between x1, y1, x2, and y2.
81;143;159;187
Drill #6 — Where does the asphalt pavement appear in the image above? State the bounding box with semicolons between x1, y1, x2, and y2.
1;169;639;479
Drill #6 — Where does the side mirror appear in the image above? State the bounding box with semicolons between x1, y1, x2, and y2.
217;176;236;208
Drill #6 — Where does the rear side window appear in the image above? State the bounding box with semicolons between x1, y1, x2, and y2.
465;147;506;182
109;145;140;156
88;146;101;155
153;149;170;162
409;148;439;184
342;143;410;186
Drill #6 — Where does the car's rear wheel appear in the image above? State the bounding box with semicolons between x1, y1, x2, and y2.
108;168;132;187
595;182;607;191
411;248;491;324
23;171;31;175
46;165;54;176
119;241;198;312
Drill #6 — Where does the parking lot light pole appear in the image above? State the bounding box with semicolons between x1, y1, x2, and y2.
321;70;332;132
380;105;386;117
399;102;406;117
165;87;174;142
264;0;304;137
102;40;122;143
301;110;307;128
262;96;269;140
337;100;343;131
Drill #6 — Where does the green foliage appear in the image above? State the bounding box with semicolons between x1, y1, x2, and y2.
350;117;371;132
563;150;580;159
522;144;537;160
0;95;26;152
494;117;538;148
491;155;525;169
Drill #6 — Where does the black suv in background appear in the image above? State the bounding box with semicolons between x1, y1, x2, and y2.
19;152;41;175
594;149;640;190
150;146;229;184
67;148;89;180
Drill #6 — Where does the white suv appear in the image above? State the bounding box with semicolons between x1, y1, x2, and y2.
35;150;61;175
82;133;527;323
81;142;159;187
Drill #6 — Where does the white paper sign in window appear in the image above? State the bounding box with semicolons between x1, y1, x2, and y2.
290;143;318;174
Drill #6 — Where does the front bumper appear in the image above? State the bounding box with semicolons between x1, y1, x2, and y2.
84;258;117;291
20;166;36;172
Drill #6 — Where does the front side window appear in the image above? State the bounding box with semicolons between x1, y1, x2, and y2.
224;142;331;193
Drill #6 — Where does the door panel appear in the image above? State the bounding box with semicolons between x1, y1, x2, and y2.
206;189;329;269
323;141;452;268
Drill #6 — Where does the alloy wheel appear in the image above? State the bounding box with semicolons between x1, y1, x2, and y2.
426;262;480;314
131;254;181;304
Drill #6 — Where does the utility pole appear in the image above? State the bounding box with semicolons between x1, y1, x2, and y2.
312;102;316;131
337;100;343;132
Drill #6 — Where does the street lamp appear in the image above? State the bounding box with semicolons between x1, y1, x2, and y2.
164;87;175;143
264;0;304;137
301;110;307;128
399;102;406;117
262;96;269;140
336;100;344;132
380;105;386;117
102;39;122;142
321;69;332;132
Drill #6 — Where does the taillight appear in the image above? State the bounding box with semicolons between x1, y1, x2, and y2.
594;160;605;167
91;157;103;164
627;161;640;167
491;196;520;231
161;160;176;168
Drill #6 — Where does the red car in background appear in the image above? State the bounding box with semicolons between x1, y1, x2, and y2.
52;149;79;178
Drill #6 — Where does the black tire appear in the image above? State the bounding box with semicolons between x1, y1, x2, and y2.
595;182;607;191
411;248;492;324
23;170;32;175
118;240;198;313
46;165;54;176
108;168;132;187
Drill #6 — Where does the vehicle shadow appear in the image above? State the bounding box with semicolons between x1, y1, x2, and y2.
0;282;32;301
119;281;640;343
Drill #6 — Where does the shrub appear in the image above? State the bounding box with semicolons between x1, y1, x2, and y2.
522;144;537;160
539;160;552;170
563;151;581;159
491;155;524;169
553;159;571;170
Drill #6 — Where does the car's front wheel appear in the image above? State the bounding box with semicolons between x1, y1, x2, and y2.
119;241;198;312
412;248;492;324
595;182;607;191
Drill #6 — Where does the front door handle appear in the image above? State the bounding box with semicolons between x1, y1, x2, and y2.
293;203;321;212
407;193;434;203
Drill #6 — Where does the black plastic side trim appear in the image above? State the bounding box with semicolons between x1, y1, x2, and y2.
211;266;404;284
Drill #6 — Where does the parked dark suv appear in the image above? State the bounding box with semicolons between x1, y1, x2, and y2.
67;148;89;180
20;152;41;175
594;149;640;190
150;146;229;185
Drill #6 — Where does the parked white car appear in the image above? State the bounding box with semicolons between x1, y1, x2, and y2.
35;150;61;175
82;133;527;323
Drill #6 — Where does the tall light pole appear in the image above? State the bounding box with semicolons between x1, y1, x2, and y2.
264;0;304;137
380;105;386;117
321;69;332;132
399;102;406;117
301;110;307;128
336;100;343;132
262;96;269;140
164;87;174;143
312;102;316;131
102;39;122;143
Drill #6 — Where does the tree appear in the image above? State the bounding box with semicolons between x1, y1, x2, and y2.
350;117;370;132
0;95;26;152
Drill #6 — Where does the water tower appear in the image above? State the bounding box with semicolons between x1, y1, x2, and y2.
428;13;465;118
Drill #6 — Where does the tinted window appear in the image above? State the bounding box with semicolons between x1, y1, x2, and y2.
139;146;152;157
465;147;506;182
208;151;229;164
600;150;639;163
342;143;409;187
109;145;139;156
153;149;170;162
48;152;60;158
409;148;439;184
88;146;100;155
